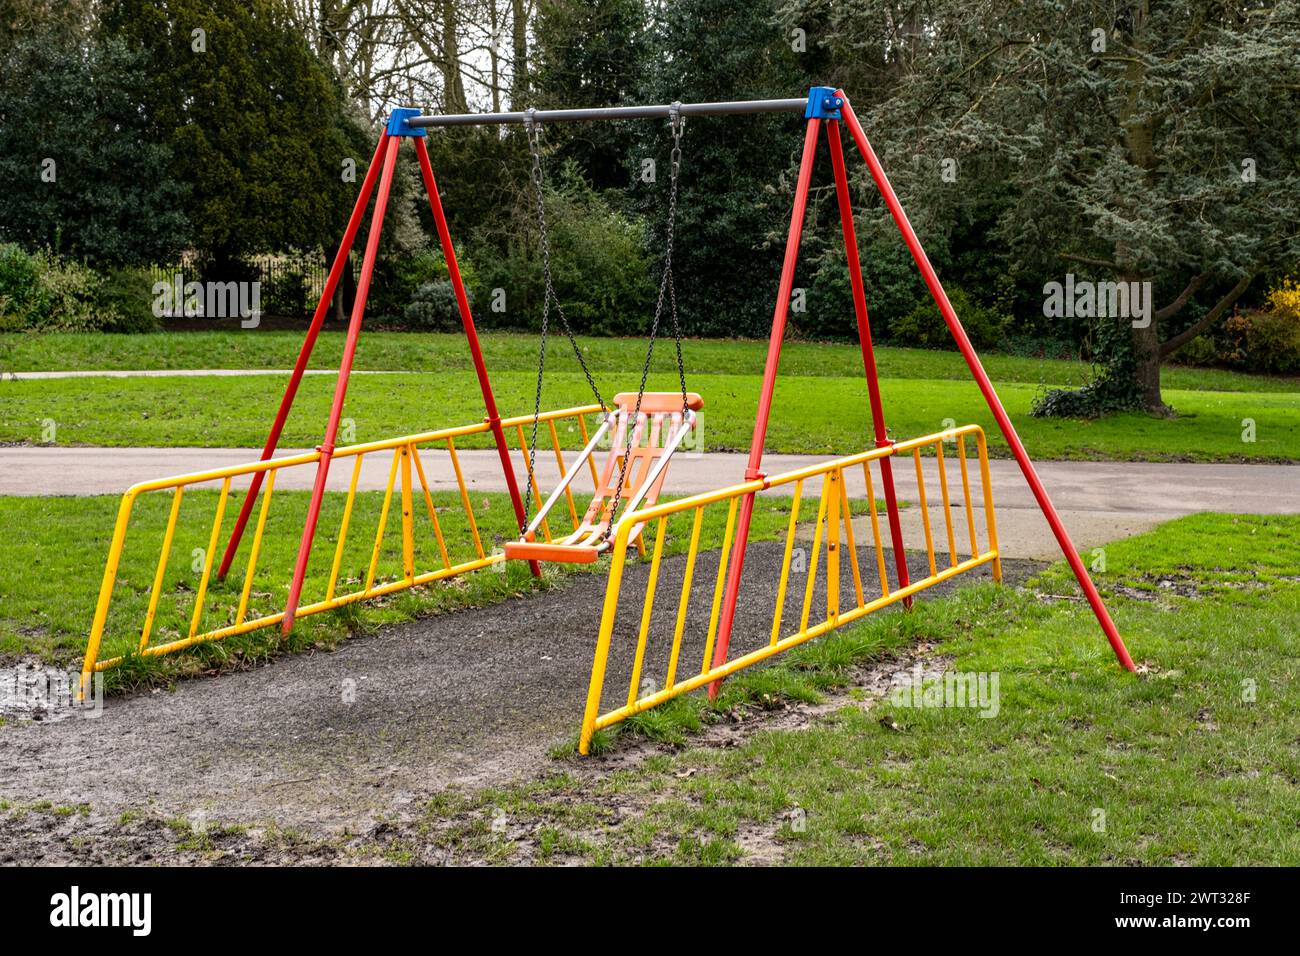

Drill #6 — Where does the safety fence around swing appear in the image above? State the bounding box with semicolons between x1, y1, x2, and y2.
79;404;606;684
576;423;1002;753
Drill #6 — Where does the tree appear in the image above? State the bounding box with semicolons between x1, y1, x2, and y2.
101;0;357;277
784;0;1300;414
631;0;824;338
532;0;650;190
0;23;190;267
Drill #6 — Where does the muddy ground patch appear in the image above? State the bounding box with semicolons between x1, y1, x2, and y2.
0;544;1042;864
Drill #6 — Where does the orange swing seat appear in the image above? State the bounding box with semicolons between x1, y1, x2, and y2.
505;391;704;564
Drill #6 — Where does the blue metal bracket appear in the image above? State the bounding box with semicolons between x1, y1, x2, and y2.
385;107;427;137
804;86;843;120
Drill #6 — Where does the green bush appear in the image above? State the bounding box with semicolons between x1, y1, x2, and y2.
891;285;1012;350
1223;309;1300;374
95;268;163;332
799;238;929;342
1169;333;1220;368
262;269;309;316
470;164;654;335
0;244;104;331
369;250;462;326
402;280;466;331
0;245;164;333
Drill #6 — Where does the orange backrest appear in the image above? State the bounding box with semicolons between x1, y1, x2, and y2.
581;392;703;528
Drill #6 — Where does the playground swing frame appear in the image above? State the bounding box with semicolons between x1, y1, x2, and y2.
81;86;1136;719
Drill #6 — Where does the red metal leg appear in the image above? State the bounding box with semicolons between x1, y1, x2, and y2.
708;118;823;698
827;120;912;604
218;134;389;581
282;134;402;634
836;91;1135;671
412;138;540;577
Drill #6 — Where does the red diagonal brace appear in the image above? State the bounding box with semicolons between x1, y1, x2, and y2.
826;119;912;604
282;134;402;634
836;90;1135;671
412;137;539;577
217;134;389;580
707;117;823;698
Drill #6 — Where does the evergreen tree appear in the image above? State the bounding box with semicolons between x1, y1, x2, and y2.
784;0;1300;414
101;0;357;278
0;22;190;267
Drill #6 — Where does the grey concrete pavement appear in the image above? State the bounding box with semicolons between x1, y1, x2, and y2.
0;369;403;380
1;444;1295;559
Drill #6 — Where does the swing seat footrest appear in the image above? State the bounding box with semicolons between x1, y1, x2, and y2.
504;541;603;564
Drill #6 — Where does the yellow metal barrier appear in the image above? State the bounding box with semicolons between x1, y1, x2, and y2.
578;424;1001;753
81;405;603;690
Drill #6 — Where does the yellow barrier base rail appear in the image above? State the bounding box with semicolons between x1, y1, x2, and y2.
578;424;1000;754
80;405;603;690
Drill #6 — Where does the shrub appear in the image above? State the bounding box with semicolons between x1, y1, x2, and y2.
262;268;310;316
0;244;104;331
95;268;163;333
798;238;930;342
470;164;654;334
891;285;1012;350
0;245;164;333
369;250;449;325
1222;308;1300;375
402;280;466;331
1170;333;1220;368
1267;276;1300;320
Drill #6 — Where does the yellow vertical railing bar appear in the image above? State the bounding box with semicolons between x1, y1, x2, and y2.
769;480;804;646
400;445;415;583
935;442;958;568
665;506;704;689
838;473;865;609
862;461;890;597
577;414;600;487
139;485;186;652
81;491;139;695
187;477;231;640
547;419;580;530
799;475;831;634
957;434;979;558
446;437;484;560
410;446;452;570
700;497;740;674
976;430;1002;582
514;424;552;542
327;454;365;601
913;449;937;577
235;469;277;628
365;448;402;594
627;517;668;707
579;523;634;755
826;470;842;626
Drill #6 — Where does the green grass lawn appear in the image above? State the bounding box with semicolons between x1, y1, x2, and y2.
369;513;1300;866
2;330;1297;394
1;366;1295;461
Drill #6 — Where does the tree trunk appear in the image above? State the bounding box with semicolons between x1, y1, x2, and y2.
441;1;467;112
1130;305;1168;415
511;0;528;107
1118;2;1167;414
488;0;502;113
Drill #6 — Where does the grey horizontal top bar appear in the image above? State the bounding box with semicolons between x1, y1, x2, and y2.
408;97;810;128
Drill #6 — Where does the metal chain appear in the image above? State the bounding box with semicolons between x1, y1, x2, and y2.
600;105;689;541
521;111;608;528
